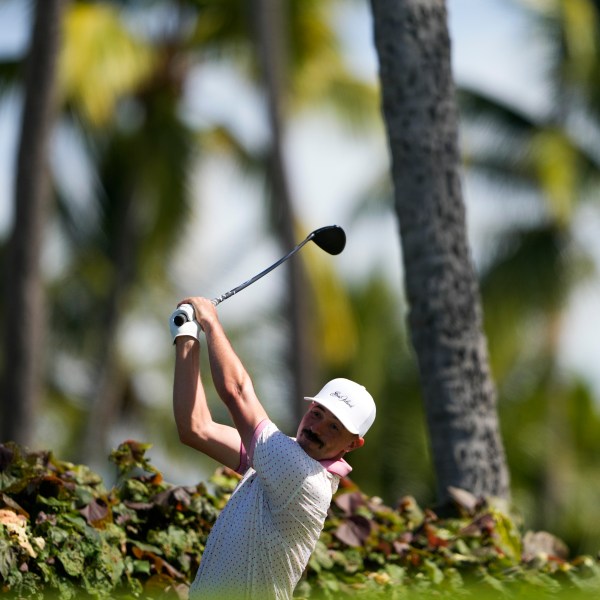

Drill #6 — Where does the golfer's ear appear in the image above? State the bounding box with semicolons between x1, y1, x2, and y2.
347;437;365;453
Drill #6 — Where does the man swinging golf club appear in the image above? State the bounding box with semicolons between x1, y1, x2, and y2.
170;296;376;599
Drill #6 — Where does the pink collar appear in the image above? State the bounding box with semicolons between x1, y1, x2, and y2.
320;457;352;478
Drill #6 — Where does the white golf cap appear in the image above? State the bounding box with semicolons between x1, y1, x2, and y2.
304;378;376;437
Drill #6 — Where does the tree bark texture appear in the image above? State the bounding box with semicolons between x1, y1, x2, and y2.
1;0;69;445
370;0;510;501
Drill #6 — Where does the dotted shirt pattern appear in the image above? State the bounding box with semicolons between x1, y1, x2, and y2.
189;420;341;600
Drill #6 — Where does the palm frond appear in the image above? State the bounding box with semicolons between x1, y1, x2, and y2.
60;3;156;126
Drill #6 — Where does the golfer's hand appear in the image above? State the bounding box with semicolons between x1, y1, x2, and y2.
178;297;218;331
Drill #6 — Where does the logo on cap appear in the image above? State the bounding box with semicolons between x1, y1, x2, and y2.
330;391;354;407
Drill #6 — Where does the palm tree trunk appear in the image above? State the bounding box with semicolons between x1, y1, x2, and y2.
253;0;316;423
80;188;137;464
370;0;510;502
1;0;69;445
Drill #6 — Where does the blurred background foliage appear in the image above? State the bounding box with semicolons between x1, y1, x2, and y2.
0;0;599;558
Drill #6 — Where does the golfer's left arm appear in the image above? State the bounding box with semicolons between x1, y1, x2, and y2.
182;297;269;452
173;336;245;470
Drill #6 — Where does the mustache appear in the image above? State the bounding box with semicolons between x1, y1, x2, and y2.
302;429;324;448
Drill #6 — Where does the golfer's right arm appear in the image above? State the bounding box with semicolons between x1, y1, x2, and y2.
173;336;244;470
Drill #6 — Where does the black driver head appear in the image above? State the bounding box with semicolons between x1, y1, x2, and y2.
311;225;346;255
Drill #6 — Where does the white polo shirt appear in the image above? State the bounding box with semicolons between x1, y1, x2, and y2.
189;419;351;600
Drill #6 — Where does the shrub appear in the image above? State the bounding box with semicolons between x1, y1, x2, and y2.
1;441;599;599
0;440;233;599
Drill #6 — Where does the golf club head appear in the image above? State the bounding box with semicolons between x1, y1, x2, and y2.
310;225;346;255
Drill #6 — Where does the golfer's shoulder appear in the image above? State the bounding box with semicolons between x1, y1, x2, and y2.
254;422;308;466
257;421;300;452
256;426;328;481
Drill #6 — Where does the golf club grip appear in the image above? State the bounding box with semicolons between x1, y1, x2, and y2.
171;304;194;328
171;299;217;328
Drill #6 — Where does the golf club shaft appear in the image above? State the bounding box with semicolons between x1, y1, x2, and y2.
172;233;315;327
211;234;314;306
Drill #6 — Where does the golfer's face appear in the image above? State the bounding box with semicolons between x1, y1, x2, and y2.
296;403;359;461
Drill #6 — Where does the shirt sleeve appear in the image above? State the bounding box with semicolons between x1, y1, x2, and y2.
235;437;250;474
249;421;329;510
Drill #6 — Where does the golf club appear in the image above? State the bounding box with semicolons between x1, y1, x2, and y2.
171;225;346;326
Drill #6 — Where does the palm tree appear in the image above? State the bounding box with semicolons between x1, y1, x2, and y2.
456;0;600;548
0;0;215;461
71;2;198;464
51;1;243;463
369;0;510;504
1;0;70;445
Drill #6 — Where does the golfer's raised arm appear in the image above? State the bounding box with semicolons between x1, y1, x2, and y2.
173;336;243;470
182;297;268;451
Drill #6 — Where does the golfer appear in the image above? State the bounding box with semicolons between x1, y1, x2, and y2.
170;296;376;600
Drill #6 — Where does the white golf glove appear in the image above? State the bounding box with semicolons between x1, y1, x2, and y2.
169;303;202;343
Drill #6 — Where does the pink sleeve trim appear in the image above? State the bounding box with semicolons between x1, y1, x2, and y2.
247;418;271;464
